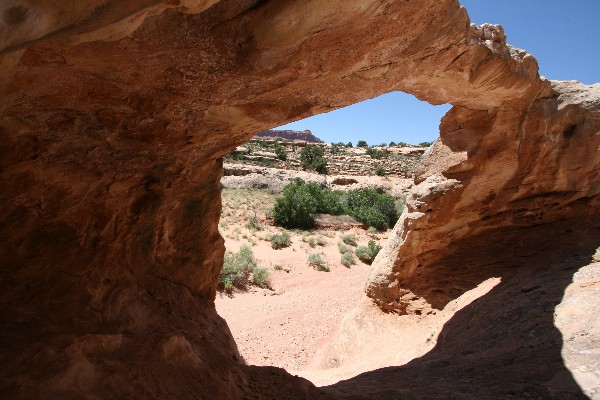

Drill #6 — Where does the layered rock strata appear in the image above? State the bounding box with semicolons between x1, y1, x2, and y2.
367;80;600;314
1;0;598;399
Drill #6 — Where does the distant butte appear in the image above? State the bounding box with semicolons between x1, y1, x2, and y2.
255;129;325;143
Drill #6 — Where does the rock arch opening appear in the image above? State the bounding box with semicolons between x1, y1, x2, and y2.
1;0;599;399
214;90;451;373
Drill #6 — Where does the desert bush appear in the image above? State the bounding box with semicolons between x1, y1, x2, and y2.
252;267;271;288
300;144;328;174
375;165;385;176
272;179;318;229
367;226;378;235
337;242;352;254
219;244;258;291
353;207;387;231
340;252;356;268
419;141;433;147
274;144;287;161
345;188;398;231
246;213;262;231
319;189;345;215
272;179;343;229
355;240;382;264
357;140;368;148
366;147;386;159
269;232;291;249
341;233;358;246
308;253;329;272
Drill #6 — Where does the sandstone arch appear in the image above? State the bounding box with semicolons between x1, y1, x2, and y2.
1;0;598;398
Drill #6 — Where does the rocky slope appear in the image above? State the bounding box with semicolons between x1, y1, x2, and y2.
1;0;598;399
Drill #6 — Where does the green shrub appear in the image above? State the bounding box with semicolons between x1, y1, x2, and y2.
271;179;343;229
355;240;382;264
389;141;397;147
357;140;368;148
319;189;345;215
419;141;433;147
272;179;318;229
269;232;291;249
347;142;353;148
341;234;358;246
375;165;385;176
300;145;328;174
345;188;398;231
340;252;356;268
274;144;287;161
337;242;352;254
246;213;262;231
219;244;258;291
353;207;387;231
308;253;329;272
252;267;271;288
366;147;385;159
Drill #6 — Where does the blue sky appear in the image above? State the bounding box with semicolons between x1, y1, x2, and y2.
276;1;599;145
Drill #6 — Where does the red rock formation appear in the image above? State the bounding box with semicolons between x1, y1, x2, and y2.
1;0;598;399
367;81;600;314
255;129;324;143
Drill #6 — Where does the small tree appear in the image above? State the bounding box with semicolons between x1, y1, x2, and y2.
347;141;353;148
357;140;368;148
419;141;433;147
274;144;287;161
366;147;384;159
389;141;397;147
300;144;328;174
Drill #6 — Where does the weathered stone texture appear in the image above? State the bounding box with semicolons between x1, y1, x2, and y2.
1;0;598;399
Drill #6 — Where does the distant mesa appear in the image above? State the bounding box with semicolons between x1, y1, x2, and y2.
255;129;324;143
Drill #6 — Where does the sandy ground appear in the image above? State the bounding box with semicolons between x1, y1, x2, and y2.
215;188;600;399
215;188;382;371
215;226;377;371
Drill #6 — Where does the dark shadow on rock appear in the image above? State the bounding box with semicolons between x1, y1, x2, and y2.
324;218;599;399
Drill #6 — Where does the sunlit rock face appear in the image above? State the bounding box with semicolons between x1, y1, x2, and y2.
1;0;598;398
367;80;600;314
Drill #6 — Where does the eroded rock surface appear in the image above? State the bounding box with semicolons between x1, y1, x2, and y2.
367;80;600;314
1;0;598;399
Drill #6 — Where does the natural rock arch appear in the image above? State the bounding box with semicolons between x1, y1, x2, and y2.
1;0;598;398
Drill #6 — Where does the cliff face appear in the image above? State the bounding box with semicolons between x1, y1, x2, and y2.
1;0;598;399
255;129;324;143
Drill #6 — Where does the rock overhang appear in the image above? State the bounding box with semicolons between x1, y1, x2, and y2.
1;0;599;398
